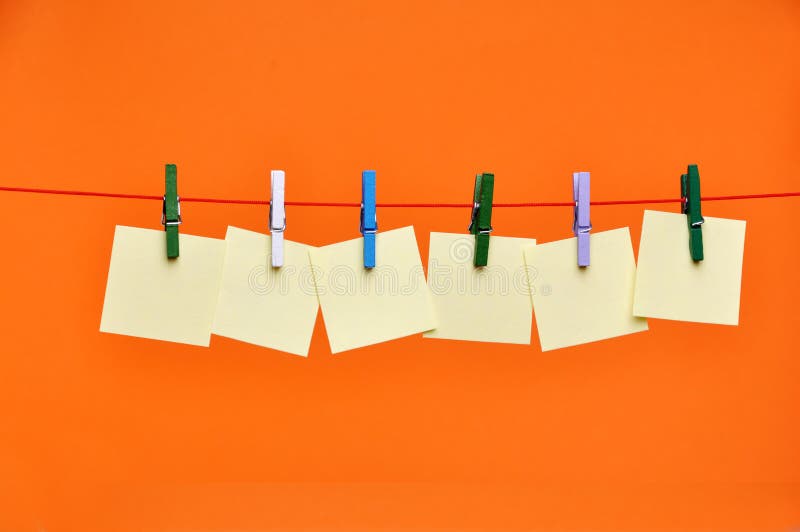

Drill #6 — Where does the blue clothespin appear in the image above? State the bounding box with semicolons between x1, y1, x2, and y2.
360;170;377;268
573;171;591;267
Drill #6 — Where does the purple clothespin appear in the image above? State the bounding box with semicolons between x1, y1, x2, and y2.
573;171;591;267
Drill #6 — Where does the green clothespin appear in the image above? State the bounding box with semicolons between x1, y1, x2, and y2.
681;164;704;261
468;172;494;267
162;164;181;259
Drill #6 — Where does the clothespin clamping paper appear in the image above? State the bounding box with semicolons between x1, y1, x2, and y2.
468;172;494;267
162;163;181;259
360;170;377;268
269;170;286;267
681;164;704;261
573;171;591;267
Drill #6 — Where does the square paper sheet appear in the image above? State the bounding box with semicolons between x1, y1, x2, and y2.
309;226;436;353
633;210;746;325
212;226;319;356
524;227;648;351
424;233;536;344
100;225;226;347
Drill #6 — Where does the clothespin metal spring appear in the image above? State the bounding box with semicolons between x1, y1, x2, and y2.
161;196;182;227
269;204;286;232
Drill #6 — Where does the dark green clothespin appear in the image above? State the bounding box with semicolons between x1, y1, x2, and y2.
468;172;494;267
681;164;703;261
162;164;181;259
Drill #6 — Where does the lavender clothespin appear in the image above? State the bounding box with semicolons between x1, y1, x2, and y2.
573;171;591;267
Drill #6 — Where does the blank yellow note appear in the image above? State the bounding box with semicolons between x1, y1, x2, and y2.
211;226;319;356
309;226;436;353
633;210;746;325
424;233;536;344
524;227;648;351
100;225;226;347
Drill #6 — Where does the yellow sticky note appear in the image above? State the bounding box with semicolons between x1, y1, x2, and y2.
309;226;436;353
100;225;226;347
524;227;648;351
211;226;319;356
633;210;746;325
424;233;536;344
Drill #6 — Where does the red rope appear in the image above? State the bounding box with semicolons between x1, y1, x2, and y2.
1;185;798;207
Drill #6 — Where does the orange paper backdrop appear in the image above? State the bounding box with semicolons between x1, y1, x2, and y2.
1;1;798;530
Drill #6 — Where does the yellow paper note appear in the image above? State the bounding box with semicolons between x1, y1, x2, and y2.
211;226;319;356
309;226;436;353
100;225;226;347
424;233;536;344
524;227;648;351
633;210;746;325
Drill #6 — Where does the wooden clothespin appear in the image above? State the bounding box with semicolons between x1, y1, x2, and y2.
468;172;494;267
162;163;181;259
573;171;591;267
269;170;286;267
360;170;377;268
681;164;704;261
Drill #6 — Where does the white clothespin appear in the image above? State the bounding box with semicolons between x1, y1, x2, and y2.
269;170;286;267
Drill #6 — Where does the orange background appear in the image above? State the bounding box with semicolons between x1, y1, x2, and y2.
1;1;799;530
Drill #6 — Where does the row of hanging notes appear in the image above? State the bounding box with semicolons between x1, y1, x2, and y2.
100;167;746;354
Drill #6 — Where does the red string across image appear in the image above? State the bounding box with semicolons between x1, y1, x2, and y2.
0;185;798;207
